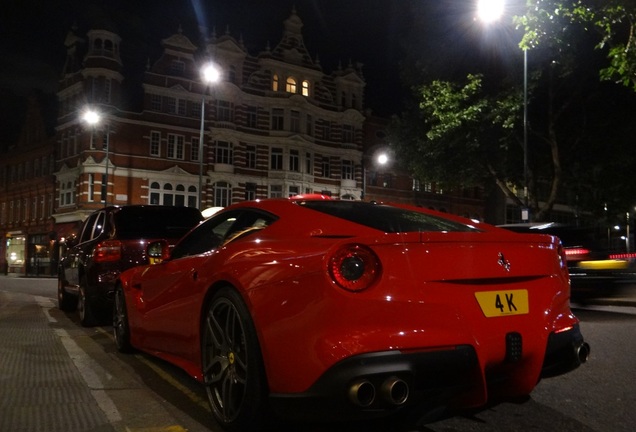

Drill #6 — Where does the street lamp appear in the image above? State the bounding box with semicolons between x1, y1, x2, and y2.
477;0;529;221
198;63;221;210
82;108;110;207
362;150;389;200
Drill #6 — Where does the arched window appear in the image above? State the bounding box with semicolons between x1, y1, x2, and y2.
149;181;198;207
302;80;310;96
286;77;297;93
272;74;279;91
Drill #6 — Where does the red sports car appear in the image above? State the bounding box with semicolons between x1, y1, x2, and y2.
114;197;589;431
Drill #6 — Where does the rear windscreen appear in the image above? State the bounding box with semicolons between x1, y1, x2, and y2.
298;201;479;233
114;207;202;239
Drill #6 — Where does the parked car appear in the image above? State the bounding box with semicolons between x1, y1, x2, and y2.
58;205;203;326
114;198;589;431
499;222;636;298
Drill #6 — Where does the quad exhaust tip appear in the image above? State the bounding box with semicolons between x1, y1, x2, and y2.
348;377;410;407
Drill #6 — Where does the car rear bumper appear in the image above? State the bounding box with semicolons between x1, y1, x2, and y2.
268;325;589;422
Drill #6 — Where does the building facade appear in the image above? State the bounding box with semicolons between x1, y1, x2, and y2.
0;10;486;276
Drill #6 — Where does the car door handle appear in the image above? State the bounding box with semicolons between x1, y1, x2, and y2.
191;269;198;281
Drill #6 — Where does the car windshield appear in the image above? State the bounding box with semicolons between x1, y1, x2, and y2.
298;201;479;233
114;206;202;239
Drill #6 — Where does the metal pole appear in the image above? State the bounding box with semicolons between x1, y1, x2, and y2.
523;48;528;221
104;125;109;207
198;91;206;209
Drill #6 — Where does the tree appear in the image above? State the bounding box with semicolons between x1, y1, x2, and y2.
391;0;636;222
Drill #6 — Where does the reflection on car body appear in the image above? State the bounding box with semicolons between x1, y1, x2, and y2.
115;199;589;431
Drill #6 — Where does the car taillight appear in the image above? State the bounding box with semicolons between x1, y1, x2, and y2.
93;240;122;262
328;244;381;292
564;247;590;259
609;252;636;259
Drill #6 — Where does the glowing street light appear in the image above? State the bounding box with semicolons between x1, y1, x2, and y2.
82;108;110;207
477;0;505;24
477;0;529;221
198;63;221;209
362;150;390;200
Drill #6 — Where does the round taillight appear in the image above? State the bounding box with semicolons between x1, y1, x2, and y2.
328;244;381;292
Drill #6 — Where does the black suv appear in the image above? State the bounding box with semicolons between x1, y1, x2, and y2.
57;205;203;326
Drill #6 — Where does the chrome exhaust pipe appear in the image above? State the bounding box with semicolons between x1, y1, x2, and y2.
380;376;409;406
577;342;590;364
348;380;375;407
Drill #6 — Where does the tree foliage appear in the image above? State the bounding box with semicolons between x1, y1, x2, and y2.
391;0;636;222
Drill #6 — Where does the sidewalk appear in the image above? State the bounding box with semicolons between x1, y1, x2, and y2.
0;289;203;432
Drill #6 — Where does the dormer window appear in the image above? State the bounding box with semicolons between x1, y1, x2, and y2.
302;80;310;96
286;77;297;93
272;74;279;91
170;60;185;76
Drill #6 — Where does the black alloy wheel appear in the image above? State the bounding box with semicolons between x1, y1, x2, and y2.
113;285;132;353
202;288;268;432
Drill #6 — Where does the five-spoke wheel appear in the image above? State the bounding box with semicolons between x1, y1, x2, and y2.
202;288;267;431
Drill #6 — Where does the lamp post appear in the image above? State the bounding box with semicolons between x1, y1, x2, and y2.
198;63;221;210
477;0;529;221
82;109;109;207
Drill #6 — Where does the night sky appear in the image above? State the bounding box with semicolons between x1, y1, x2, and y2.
0;0;522;142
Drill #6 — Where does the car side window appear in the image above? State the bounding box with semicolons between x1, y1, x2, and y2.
170;209;276;260
170;211;243;260
79;214;99;243
92;212;106;239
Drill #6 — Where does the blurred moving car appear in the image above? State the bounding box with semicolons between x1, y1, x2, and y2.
58;205;203;326
115;198;589;431
499;222;636;297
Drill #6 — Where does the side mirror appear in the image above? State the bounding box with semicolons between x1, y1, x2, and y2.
147;240;170;265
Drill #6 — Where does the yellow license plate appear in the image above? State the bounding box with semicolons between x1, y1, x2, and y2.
475;290;529;318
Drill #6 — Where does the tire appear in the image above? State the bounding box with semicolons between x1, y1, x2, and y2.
113;285;133;353
78;278;98;327
202;288;269;432
57;275;77;312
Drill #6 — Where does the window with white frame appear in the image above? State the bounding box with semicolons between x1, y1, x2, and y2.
288;185;300;197
191;137;199;161
151;94;161;111
290;110;300;132
289;149;299;172
88;174;95;201
305;152;313;175
342;125;354;143
245;182;257;200
246;106;258;128
321;156;331;178
341;160;354;180
217;100;233;122
149;182;198;207
271;108;284;130
270;184;283;198
150;131;161;156
271;148;283;170
245;145;256;168
214;182;232;207
286;77;297;93
59;180;75;207
215;141;233;165
167;134;184;159
272;74;279;91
